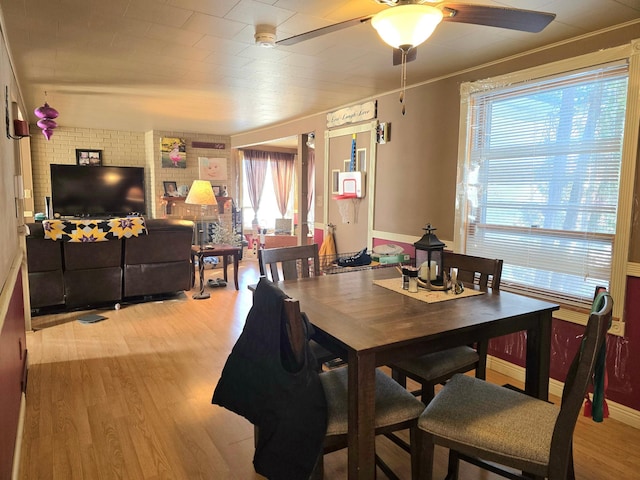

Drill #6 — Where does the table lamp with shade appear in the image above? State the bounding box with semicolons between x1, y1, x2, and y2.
185;180;218;299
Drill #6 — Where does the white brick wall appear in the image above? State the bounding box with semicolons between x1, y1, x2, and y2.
30;126;232;219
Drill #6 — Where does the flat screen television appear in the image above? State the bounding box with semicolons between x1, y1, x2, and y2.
50;164;146;218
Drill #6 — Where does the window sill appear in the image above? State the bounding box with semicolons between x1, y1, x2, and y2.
555;307;625;337
500;285;625;337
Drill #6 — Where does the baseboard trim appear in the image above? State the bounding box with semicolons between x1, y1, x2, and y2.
11;392;26;480
487;355;640;430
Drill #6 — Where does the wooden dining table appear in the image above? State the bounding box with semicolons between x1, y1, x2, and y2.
274;267;560;479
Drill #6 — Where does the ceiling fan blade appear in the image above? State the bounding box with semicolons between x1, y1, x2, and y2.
441;4;556;33
276;15;373;46
392;48;417;66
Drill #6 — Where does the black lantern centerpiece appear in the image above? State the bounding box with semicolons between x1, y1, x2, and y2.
414;223;445;287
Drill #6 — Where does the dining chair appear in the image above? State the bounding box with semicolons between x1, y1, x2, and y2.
277;286;425;480
259;243;321;281
390;252;504;404
213;277;424;479
213;277;327;479
259;243;342;369
417;291;613;480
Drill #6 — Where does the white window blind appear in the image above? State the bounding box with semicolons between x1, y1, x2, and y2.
461;61;629;308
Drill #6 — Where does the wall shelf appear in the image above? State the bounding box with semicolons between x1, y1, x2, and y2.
162;195;231;215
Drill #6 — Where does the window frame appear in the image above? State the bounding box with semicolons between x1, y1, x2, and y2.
454;40;640;333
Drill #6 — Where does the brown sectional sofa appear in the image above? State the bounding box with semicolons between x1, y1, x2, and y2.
26;218;194;313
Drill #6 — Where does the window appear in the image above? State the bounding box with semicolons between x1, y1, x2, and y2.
456;59;631;311
241;160;295;230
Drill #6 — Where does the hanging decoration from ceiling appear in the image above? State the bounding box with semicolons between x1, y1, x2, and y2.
34;93;59;140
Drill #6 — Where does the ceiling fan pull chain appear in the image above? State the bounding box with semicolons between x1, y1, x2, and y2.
400;49;407;115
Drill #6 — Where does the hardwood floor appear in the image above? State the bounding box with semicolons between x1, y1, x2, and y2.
20;252;640;479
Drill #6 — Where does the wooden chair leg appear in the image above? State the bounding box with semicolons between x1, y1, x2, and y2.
410;425;419;480
446;450;460;480
392;368;408;388
418;429;435;480
567;443;576;480
475;340;488;380
421;382;436;405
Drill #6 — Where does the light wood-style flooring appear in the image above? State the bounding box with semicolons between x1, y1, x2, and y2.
19;252;640;479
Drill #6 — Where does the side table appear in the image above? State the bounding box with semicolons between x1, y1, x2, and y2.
191;245;241;291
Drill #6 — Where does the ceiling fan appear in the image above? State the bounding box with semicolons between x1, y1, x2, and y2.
274;1;556;113
277;1;556;49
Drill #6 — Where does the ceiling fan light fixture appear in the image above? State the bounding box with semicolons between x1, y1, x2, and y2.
371;4;443;49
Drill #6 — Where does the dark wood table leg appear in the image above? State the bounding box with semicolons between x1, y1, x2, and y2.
348;351;376;479
222;254;229;283
525;310;552;401
232;251;239;290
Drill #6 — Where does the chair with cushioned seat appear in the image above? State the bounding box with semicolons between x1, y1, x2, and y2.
416;291;613;480
213;277;424;479
278;291;425;480
259;243;342;369
314;365;425;479
390;252;504;404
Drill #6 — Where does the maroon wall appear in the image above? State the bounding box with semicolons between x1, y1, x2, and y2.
488;276;639;411
0;273;27;479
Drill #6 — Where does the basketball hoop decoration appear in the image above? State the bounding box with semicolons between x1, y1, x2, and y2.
34;94;59;140
333;133;365;223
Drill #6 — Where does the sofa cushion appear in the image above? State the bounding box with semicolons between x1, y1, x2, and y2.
124;219;193;264
26;225;63;273
124;262;191;297
29;271;65;308
63;240;122;270
64;267;122;307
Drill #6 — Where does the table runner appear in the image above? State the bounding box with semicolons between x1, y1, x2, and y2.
43;217;147;242
373;277;484;304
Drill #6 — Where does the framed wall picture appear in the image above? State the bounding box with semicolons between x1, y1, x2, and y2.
342;150;366;172
331;169;340;194
76;149;102;166
357;148;366;171
199;157;227;181
160;137;186;168
163;181;179;197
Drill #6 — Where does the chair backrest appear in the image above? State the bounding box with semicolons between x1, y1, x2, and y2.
549;291;613;478
281;297;306;370
212;277;327;479
259;244;321;282
443;252;503;290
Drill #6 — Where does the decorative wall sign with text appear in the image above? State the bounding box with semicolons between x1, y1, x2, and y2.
192;141;226;149
327;101;377;128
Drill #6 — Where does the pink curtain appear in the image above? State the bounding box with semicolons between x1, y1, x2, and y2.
243;150;269;223
270;152;295;218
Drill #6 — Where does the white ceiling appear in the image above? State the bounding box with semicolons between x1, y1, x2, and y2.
1;1;639;137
